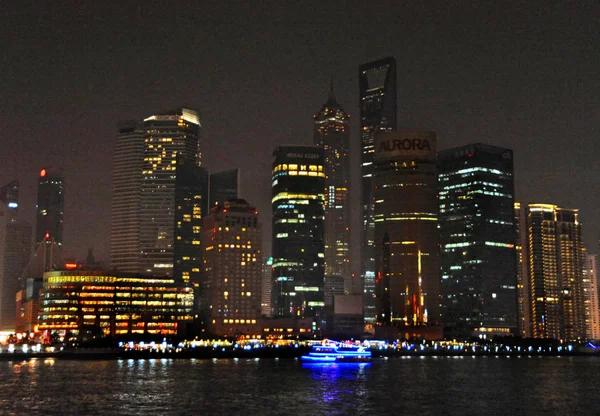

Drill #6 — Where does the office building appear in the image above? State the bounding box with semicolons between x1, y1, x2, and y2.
111;108;204;280
271;146;325;319
38;270;194;337
313;83;351;291
373;131;439;328
35;167;64;247
324;275;345;307
261;257;273;316
438;144;517;338
582;251;600;339
526;204;585;340
359;57;397;323
515;202;531;337
200;199;262;336
209;169;240;208
0;181;32;331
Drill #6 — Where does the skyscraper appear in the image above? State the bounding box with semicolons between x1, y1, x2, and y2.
200;199;261;336
261;257;273;316
0;181;32;330
525;204;585;340
111;108;203;280
438;144;517;338
209;169;240;208
582;251;600;339
35;167;64;247
515;202;531;337
313;82;351;291
373;131;439;329
359;57;397;323
271;146;325;319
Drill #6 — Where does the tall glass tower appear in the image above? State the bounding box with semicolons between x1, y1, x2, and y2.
438;144;517;338
359;57;397;323
111;108;203;281
271;146;325;319
313;82;351;292
35;167;64;247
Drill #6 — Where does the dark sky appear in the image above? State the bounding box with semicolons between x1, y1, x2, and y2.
1;1;598;272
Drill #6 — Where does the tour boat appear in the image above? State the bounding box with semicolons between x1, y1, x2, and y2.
301;342;372;362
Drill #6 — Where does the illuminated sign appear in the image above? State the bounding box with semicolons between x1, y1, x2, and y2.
65;263;78;270
375;131;436;162
286;152;320;160
40;169;46;177
7;202;17;208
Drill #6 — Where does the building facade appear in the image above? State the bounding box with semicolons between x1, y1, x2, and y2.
0;181;31;331
313;85;351;291
438;144;517;338
373;131;439;328
209;169;240;208
38;270;194;337
261;257;273;316
515;202;531;337
582;251;600;339
359;57;397;324
526;204;585;340
271;146;325;320
200;199;262;336
35;168;64;247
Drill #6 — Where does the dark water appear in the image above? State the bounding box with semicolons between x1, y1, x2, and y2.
1;356;599;415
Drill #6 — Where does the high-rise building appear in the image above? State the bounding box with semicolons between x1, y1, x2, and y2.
313;83;351;292
111;108;204;281
35;167;64;247
271;146;325;319
209;169;240;208
582;251;600;339
438;144;517;338
515;202;531;337
200;199;261;336
173;159;209;284
359;57;397;323
0;181;32;330
373;131;439;328
525;204;585;340
261;257;273;316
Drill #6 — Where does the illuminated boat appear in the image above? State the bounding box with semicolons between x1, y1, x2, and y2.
301;342;372;362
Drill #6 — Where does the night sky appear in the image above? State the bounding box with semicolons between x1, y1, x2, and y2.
1;1;598;273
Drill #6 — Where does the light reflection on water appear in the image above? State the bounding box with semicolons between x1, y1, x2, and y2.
0;357;599;415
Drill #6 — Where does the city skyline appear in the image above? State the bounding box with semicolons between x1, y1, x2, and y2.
1;2;599;270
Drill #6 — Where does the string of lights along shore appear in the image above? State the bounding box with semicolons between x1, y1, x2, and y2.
0;56;599;344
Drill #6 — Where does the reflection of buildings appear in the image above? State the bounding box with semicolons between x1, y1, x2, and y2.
38;270;193;337
271;146;325;319
360;57;397;324
200;199;262;336
373;131;439;329
0;181;32;331
35;168;64;247
313;84;351;292
582;251;600;339
438;144;517;338
522;204;585;340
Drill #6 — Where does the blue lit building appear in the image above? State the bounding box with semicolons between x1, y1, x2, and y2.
438;144;517;339
271;146;325;320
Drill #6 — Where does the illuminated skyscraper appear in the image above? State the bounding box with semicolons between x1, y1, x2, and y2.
581;251;600;339
515;202;531;337
111;108;204;281
35;167;64;247
200;199;261;336
261;257;273;316
359;57;397;323
525;204;585;340
313;83;351;291
0;181;31;330
373;131;439;328
271;146;325;319
438;144;517;338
